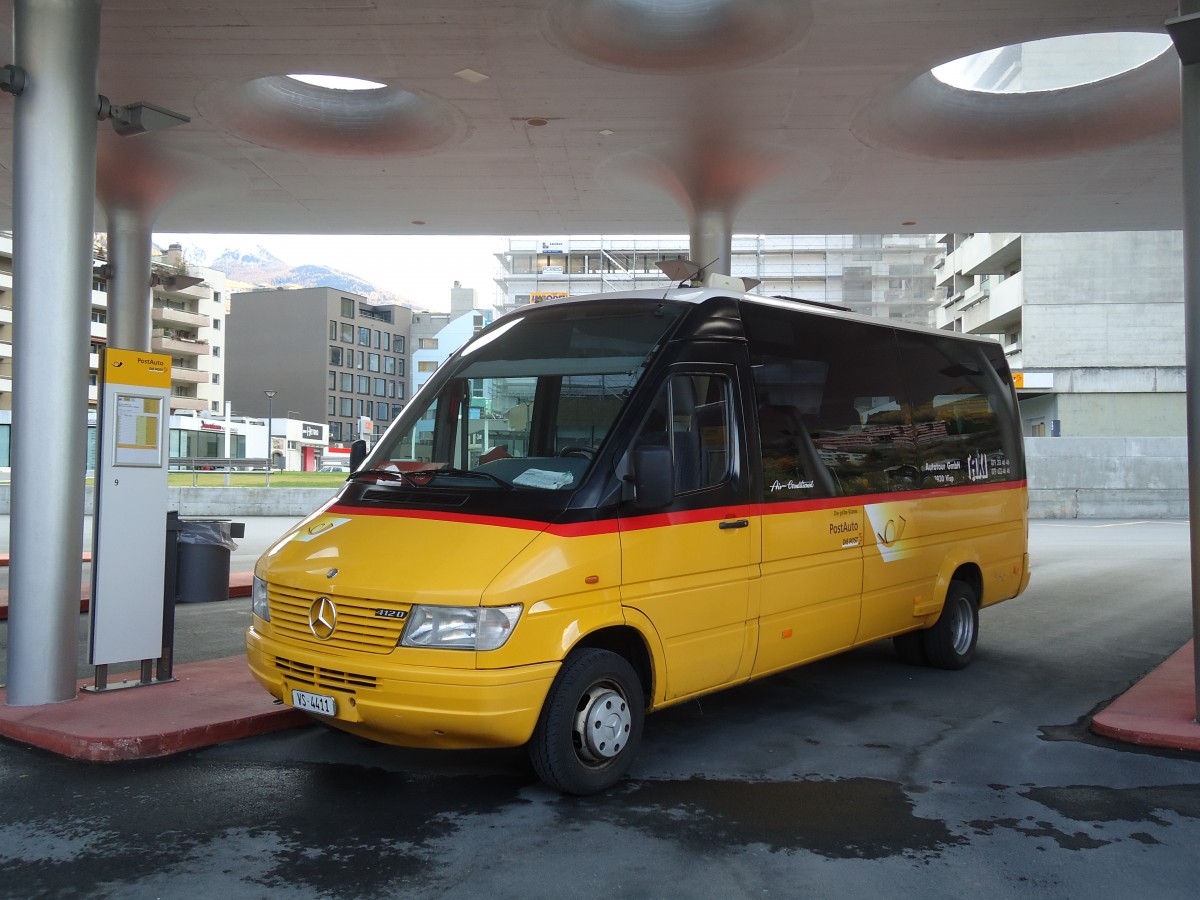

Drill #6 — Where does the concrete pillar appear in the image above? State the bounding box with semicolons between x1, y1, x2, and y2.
7;0;102;705
106;207;154;351
1168;1;1200;721
689;207;733;277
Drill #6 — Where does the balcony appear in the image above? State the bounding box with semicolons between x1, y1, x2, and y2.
152;303;209;328
962;271;1024;334
171;366;208;384
152;331;210;357
169;395;208;412
959;233;1021;276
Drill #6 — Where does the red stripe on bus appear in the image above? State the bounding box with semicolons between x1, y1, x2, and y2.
328;479;1027;538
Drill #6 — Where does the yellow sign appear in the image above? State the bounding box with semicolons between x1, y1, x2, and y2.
105;347;171;390
531;291;570;303
1011;372;1024;389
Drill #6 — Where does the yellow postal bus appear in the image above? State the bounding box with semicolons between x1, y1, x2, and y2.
247;284;1029;794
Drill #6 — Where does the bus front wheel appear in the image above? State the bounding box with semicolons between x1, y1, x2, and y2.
922;579;979;670
530;648;644;795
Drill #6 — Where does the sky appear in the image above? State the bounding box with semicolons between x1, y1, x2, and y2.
152;233;506;311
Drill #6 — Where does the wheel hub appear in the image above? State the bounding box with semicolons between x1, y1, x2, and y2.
575;685;631;762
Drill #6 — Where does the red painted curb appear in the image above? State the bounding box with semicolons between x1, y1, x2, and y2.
0;656;310;761
1091;641;1200;752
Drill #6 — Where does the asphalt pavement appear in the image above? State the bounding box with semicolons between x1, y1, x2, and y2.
1;519;1198;899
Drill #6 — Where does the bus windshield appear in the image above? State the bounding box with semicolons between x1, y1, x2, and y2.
363;300;685;491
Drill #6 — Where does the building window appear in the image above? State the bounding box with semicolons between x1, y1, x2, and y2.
341;322;354;343
329;320;338;340
328;395;336;414
341;372;353;392
329;421;342;442
92;310;107;324
341;297;355;318
329;346;343;365
339;397;353;417
212;373;220;384
383;356;396;375
368;353;380;372
213;319;222;330
417;360;438;373
357;375;370;394
373;378;386;396
388;381;396;398
356;399;363;416
212;346;221;358
93;279;108;292
328;370;337;390
374;330;382;348
418;337;438;350
212;401;221;412
358;326;371;346
393;334;405;353
356;350;364;369
364;401;373;419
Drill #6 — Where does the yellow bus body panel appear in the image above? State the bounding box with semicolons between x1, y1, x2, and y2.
248;482;1029;750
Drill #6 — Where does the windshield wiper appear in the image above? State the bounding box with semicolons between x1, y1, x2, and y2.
407;467;513;490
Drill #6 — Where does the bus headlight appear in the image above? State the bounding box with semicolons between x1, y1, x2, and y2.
251;576;271;621
401;604;522;651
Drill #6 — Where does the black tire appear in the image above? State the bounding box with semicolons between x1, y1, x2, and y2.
892;630;928;666
529;648;644;795
922;579;979;670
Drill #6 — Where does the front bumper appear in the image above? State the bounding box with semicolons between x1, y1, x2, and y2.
246;626;560;749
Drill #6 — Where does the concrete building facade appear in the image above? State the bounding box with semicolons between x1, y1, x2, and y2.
226;286;413;450
935;230;1186;516
495;234;941;325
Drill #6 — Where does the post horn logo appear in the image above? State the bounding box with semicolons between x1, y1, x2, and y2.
308;596;338;640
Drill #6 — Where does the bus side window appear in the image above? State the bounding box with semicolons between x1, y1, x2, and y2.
636;373;733;494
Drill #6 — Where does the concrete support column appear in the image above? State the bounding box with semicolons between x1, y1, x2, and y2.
688;207;733;277
7;0;102;706
1169;1;1200;721
106;207;154;351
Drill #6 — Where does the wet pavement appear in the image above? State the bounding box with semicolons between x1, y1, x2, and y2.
1;520;1198;898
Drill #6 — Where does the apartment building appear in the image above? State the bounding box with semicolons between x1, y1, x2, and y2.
226;286;412;448
411;281;492;397
935;231;1185;438
494;234;941;324
0;233;228;467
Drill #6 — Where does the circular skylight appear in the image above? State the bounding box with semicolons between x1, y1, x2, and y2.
933;32;1172;94
287;74;387;92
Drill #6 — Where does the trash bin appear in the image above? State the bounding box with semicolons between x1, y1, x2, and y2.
175;517;243;603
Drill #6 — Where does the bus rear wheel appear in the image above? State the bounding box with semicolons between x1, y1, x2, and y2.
530;648;644;795
922;579;979;670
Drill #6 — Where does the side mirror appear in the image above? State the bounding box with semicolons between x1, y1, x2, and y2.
349;439;368;472
632;443;675;510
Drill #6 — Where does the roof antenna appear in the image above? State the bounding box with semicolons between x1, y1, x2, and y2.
656;257;761;292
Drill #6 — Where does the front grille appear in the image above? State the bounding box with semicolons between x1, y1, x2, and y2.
269;584;409;654
274;656;377;693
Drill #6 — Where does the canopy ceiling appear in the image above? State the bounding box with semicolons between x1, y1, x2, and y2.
0;0;1188;236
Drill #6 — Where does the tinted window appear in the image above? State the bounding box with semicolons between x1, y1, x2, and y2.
743;303;919;500
897;332;1022;487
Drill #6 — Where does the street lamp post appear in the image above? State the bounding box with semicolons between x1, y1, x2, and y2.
264;390;276;487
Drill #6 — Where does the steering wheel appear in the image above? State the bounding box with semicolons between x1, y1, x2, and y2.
558;446;596;459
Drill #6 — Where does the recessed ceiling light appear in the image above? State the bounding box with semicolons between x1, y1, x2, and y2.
599;129;615;136
411;219;426;226
455;68;490;84
901;220;917;226
526;117;549;127
287;73;387;91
